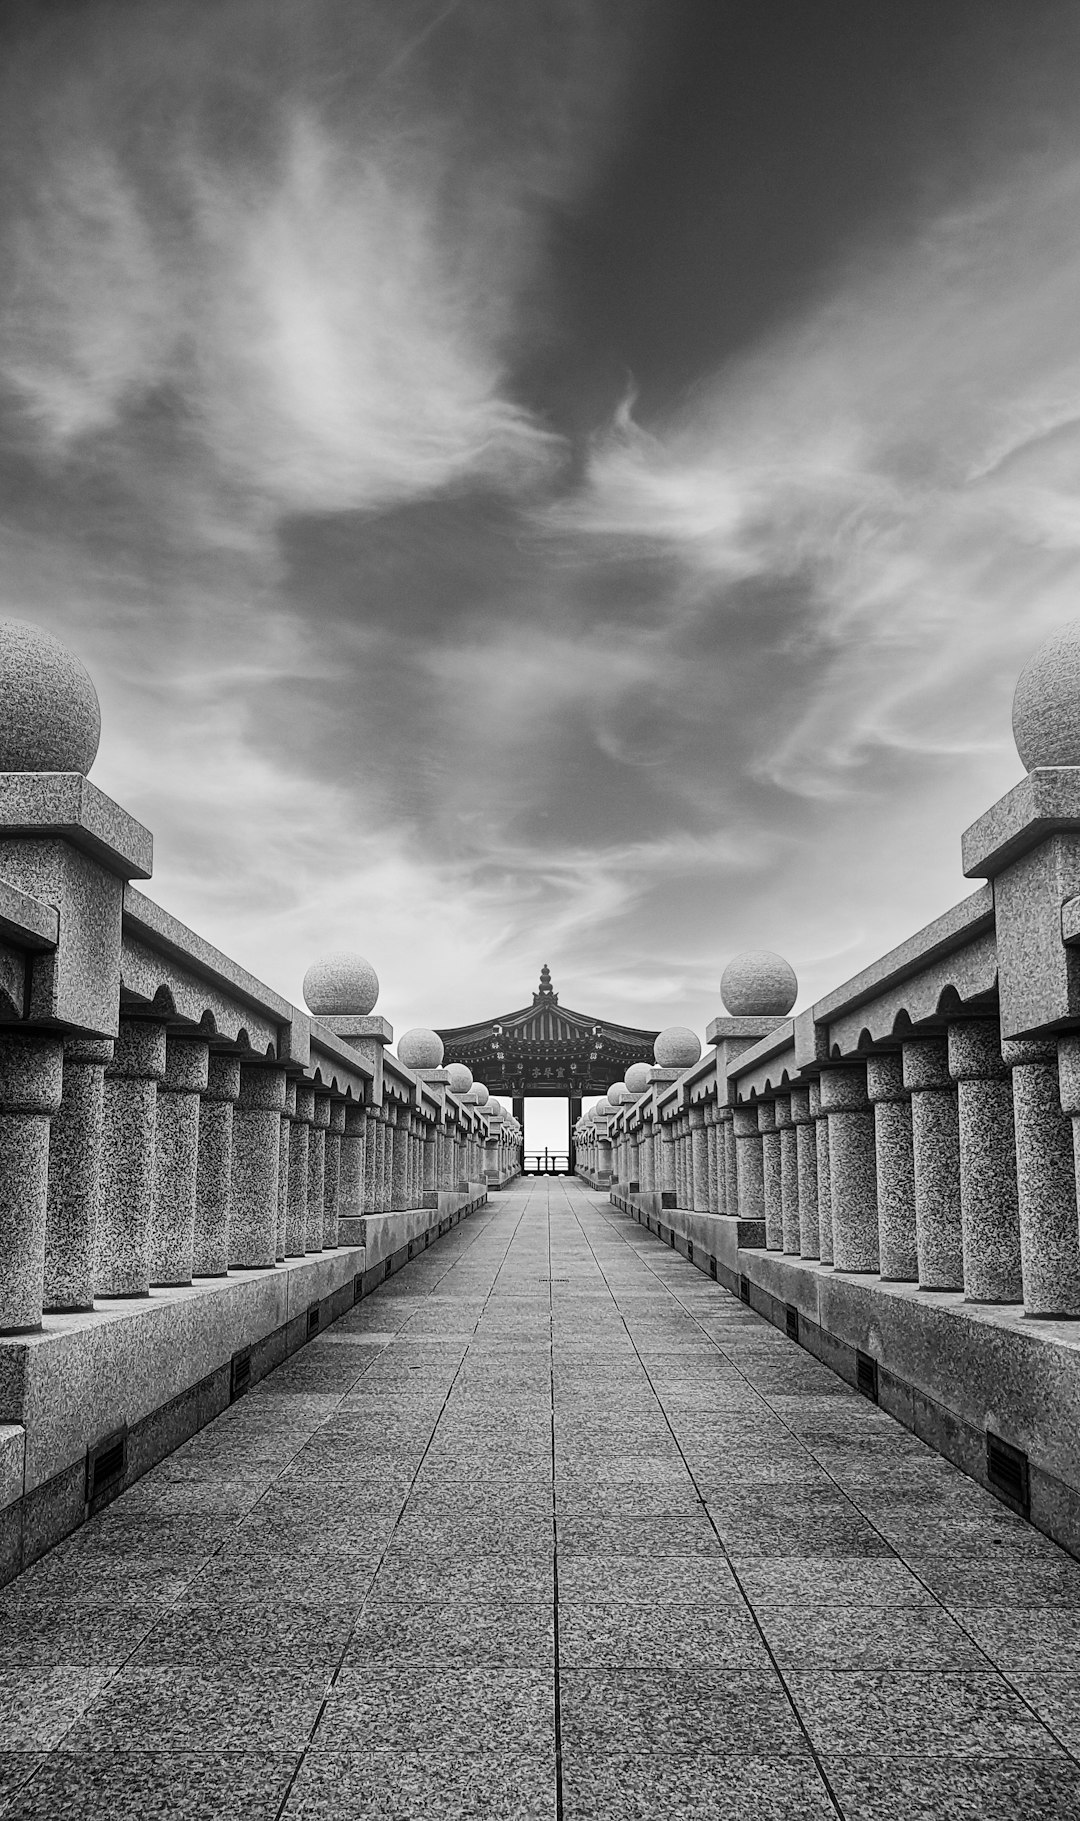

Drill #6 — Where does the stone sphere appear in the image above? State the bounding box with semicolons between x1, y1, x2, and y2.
397;1026;444;1070
0;619;101;774
593;1096;612;1117
625;1062;651;1095
1013;621;1080;768
720;951;798;1017
446;1062;473;1094
654;1026;702;1068
608;1082;630;1105
473;1082;490;1105
302;952;379;1017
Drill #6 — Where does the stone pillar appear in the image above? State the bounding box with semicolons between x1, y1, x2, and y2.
733;1104;765;1223
364;1108;380;1211
776;1094;799;1253
0;1033;64;1331
277;1079;294;1260
903;1037;963;1291
705;1106;719;1211
230;1062;285;1269
812;1079;833;1266
306;1091;329;1252
660;1120;676;1204
759;1101;782;1250
287;1084;313;1256
866;1053;917;1283
43;1037;112;1312
387;1108;406;1209
1005;1038;1080;1318
340;1102;367;1222
689;1105;709;1212
150;1037;210;1287
193;1053;240;1276
324;1100;344;1248
381;1108;397;1207
821;1063;878;1273
97;1018;167;1297
720;1108;736;1216
950;1021;1022;1303
790;1084;818;1260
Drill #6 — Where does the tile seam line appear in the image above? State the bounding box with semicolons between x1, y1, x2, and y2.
592;1196;1080;1765
571;1189;847;1818
268;1193;534;1819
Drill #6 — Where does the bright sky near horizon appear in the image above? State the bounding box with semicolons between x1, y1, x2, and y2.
2;1;1078;1040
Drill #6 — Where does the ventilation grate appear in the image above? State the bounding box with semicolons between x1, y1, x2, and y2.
306;1304;320;1337
230;1346;251;1403
687;1240;695;1265
708;1255;718;1281
739;1274;751;1306
353;1272;365;1306
987;1432;1030;1517
669;1228;676;1250
86;1424;127;1510
856;1350;879;1403
383;1257;393;1281
785;1303;799;1343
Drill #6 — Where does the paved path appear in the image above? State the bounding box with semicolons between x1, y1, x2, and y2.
3;1181;1080;1818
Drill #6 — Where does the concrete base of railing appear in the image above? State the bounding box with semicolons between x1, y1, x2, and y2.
607;1183;1080;1563
0;1183;489;1589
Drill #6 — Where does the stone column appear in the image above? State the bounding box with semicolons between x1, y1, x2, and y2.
776;1094;799;1253
277;1079;294;1260
230;1062;286;1269
790;1084;818;1260
903;1037;963;1291
97;1018;167;1297
364;1108;380;1211
306;1091;329;1252
0;1032;64;1331
287;1084;313;1256
821;1063;878;1273
340;1102;367;1223
324;1100;345;1248
689;1105;709;1212
720;1108;737;1216
866;1053;917;1282
733;1104;765;1223
949;1021;1021;1303
759;1101;782;1250
44;1037;112;1312
812;1079;833;1265
193;1053;240;1276
660;1120;676;1204
705;1106;719;1212
150;1037;210;1287
1005;1038;1080;1318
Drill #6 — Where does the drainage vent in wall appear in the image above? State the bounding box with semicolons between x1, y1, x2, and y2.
785;1304;799;1342
709;1255;718;1280
383;1257;393;1280
307;1304;320;1337
669;1228;676;1249
856;1350;879;1403
86;1424;127;1510
987;1432;1031;1517
353;1272;365;1305
739;1274;751;1305
687;1240;695;1265
230;1346;252;1403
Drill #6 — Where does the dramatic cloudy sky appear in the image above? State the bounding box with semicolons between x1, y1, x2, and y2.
3;0;1080;1038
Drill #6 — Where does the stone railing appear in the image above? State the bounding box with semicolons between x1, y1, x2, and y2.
0;620;518;1579
579;620;1080;1556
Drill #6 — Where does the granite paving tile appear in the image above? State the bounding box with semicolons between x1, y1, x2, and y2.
559;1668;809;1758
951;1606;1080;1671
282;1747;555;1819
0;1601;161;1668
557;1556;743;1605
126;1598;357;1668
559;1600;768;1668
370;1553;554;1601
342;1601;555;1668
895;1556;1080;1608
61;1665;330;1753
184;1552;379;1603
557;1515;721;1556
0;1751;301;1820
1011;1674;1080;1753
824;1754;1080;1821
311;1667;554;1755
787;1668;1066;1758
0;1669;110;1751
753;1602;986;1670
560;1751;835;1820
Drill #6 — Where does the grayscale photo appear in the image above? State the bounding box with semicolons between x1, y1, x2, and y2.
0;1;1079;1816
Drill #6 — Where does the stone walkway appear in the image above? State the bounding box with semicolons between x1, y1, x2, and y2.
3;1182;1080;1818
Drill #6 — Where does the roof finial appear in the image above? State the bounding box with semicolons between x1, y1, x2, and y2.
538;963;553;995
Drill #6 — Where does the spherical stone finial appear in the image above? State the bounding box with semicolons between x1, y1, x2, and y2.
720;951;798;1017
302;952;379;1017
446;1062;473;1094
624;1062;651;1095
594;1097;612;1118
0;619;101;775
473;1082;490;1105
654;1026;702;1068
397;1026;444;1070
1013;621;1080;769
608;1081;630;1105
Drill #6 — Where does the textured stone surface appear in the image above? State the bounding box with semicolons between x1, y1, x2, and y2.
446;1063;473;1094
624;1062;651;1095
0;1035;65;1332
230;1065;285;1270
822;1066;879;1273
951;1022;1022;1303
654;1026;702;1068
193;1055;240;1277
903;1039;963;1292
95;1020;168;1300
1013;619;1080;769
302;952;379;1018
43;1038;112;1312
396;1026;443;1070
150;1039;209;1289
721;949;798;1017
867;1053;917;1283
0;619;101;774
1005;1041;1080;1317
